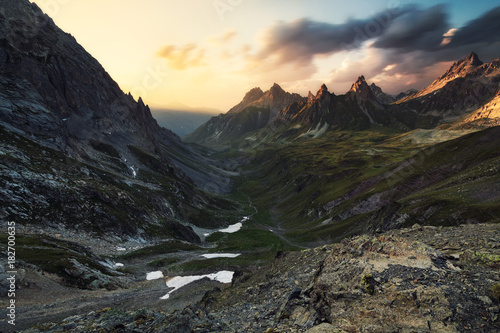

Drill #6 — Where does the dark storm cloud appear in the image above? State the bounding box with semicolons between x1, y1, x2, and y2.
446;6;500;48
255;4;500;66
249;3;500;85
372;5;449;52
253;5;412;64
371;5;500;62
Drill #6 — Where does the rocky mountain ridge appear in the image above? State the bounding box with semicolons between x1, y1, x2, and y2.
184;83;305;145
399;52;485;102
188;52;500;147
395;53;500;123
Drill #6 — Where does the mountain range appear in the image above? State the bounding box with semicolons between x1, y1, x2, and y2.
1;0;500;332
186;51;500;147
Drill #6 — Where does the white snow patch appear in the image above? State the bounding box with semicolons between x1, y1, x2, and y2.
300;122;329;138
321;218;333;225
146;271;164;281
116;247;126;251
201;253;241;259
115;263;124;267
219;223;242;233
160;271;234;300
202;216;250;237
313;123;329;139
130;166;137;178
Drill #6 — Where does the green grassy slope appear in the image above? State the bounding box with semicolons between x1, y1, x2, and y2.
235;126;500;245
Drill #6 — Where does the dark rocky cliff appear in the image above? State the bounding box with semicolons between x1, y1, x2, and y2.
0;0;234;242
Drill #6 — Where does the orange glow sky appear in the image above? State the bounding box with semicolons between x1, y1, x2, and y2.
31;0;500;111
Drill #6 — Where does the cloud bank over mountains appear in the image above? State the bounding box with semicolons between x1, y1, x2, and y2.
157;3;500;100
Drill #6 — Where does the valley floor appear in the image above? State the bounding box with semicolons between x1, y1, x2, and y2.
2;223;499;332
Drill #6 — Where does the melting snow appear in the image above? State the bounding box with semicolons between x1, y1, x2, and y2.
116;247;126;251
203;216;250;237
129;165;137;178
219;223;243;233
146;271;164;281
160;271;234;300
115;263;124;267
201;253;241;259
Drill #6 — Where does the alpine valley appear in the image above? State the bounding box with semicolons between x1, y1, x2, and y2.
1;0;500;332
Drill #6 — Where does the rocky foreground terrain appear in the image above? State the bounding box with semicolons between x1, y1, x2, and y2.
16;223;500;333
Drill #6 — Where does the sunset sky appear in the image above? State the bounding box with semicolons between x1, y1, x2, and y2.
31;0;500;111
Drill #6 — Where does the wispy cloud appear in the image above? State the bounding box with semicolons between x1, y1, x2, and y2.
156;44;206;70
208;29;238;45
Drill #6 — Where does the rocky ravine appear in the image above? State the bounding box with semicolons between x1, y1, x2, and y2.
14;223;500;333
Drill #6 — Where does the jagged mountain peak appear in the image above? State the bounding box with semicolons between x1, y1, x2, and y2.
244;87;265;102
227;87;265;114
350;76;368;91
267;83;288;100
270;82;284;93
349;75;377;101
465;51;483;66
438;52;484;82
370;82;382;94
313;83;330;99
396;52;495;103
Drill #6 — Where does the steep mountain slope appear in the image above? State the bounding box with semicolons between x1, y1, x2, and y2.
400;52;485;101
370;82;396;104
447;89;500;129
395;53;500;122
184;84;305;146
0;0;237;243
